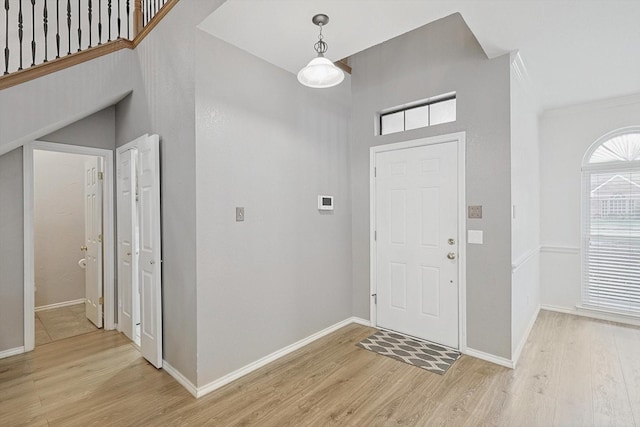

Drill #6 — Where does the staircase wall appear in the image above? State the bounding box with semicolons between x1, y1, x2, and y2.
0;50;130;354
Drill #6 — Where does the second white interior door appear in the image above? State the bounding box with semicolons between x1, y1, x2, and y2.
375;140;459;348
117;149;137;342
117;134;163;369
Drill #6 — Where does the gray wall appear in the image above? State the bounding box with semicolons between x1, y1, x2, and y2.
41;106;116;149
115;0;226;384
0;49;134;154
0;148;24;351
349;14;513;358
34;151;93;308
0;106;114;352
194;33;352;385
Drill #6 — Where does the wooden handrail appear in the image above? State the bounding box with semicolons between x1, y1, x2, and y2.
131;0;178;47
133;0;144;38
335;58;352;75
0;0;179;91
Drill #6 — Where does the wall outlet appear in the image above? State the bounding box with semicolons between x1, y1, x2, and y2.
468;205;483;219
236;207;245;222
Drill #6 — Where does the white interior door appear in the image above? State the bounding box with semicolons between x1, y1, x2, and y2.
375;141;459;348
137;135;163;368
117;149;137;341
84;157;103;328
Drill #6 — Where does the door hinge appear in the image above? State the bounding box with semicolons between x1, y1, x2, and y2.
374;167;377;177
98;234;102;243
98;171;104;180
99;296;104;305
372;293;377;304
374;230;377;241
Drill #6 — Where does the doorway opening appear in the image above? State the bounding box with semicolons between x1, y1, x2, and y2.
33;150;103;345
24;141;115;352
369;132;467;350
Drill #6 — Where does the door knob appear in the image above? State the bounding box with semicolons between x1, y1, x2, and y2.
150;260;155;265
447;252;456;260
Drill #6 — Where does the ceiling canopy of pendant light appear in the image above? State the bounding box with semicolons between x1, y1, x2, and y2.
297;14;345;89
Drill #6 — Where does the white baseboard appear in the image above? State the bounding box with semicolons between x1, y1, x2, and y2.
162;360;198;398
464;347;514;369
35;298;86;312
350;317;372;327
0;346;25;359
195;317;368;398
541;304;640;327
512;305;540;368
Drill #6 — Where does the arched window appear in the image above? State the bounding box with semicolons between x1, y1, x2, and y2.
582;128;640;316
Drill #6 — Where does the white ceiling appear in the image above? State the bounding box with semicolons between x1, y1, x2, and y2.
199;0;640;111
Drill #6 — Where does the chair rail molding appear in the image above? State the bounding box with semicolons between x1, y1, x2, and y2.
540;245;580;254
511;245;541;273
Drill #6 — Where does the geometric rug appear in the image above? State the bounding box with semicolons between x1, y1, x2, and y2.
356;329;461;375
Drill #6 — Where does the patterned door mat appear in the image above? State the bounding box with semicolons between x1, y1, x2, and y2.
356;329;461;375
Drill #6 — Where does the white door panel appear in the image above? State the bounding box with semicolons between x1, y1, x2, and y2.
117;149;136;341
137;135;163;368
84;157;103;328
375;141;458;348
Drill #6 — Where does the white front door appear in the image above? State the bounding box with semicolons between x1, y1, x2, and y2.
84;157;103;328
137;135;163;368
374;141;459;348
117;149;137;341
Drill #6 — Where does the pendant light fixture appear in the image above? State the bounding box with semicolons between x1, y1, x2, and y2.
297;14;345;89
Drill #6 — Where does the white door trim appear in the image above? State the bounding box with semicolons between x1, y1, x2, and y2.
369;131;467;351
23;141;115;352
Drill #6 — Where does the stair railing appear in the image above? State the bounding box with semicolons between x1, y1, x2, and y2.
1;0;173;83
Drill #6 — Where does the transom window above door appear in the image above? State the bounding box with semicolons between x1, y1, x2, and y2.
582;129;640;316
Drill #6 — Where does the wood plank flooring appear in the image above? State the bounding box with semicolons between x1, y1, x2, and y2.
1;310;639;426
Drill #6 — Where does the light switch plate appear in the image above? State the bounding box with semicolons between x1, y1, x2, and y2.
236;207;245;222
468;230;483;244
468;205;482;219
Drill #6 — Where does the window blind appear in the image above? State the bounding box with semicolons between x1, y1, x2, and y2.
583;170;640;315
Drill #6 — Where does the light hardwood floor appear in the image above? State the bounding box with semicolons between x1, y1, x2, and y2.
35;304;97;346
1;310;639;426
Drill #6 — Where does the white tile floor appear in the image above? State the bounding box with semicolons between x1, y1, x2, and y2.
35;303;98;346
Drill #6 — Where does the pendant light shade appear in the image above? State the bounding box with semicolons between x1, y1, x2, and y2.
297;56;344;88
298;14;344;89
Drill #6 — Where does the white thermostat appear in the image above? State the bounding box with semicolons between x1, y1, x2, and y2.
318;195;334;210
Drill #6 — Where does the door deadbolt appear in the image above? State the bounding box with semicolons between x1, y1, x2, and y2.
447;252;457;260
448;238;455;245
